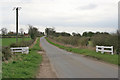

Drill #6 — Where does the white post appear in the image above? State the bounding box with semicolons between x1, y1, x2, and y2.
101;46;104;54
96;46;98;52
111;46;113;55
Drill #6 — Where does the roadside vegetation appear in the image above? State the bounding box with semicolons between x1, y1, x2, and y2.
1;37;31;46
45;27;119;65
1;25;44;78
46;38;118;65
2;37;42;78
1;25;44;61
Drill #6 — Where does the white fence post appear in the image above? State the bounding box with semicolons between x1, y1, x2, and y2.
101;46;104;54
96;46;98;52
111;46;113;55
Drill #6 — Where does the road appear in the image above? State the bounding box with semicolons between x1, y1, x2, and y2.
40;37;118;78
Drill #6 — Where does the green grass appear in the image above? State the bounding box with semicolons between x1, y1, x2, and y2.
2;38;42;78
1;37;31;46
46;37;118;65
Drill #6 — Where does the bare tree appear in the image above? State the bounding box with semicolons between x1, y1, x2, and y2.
19;28;24;35
28;25;38;40
1;28;7;35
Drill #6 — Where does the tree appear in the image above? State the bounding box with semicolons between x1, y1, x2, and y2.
82;32;87;37
19;28;24;35
87;31;94;37
72;32;81;37
45;28;49;36
8;31;16;36
60;32;71;36
45;27;56;37
1;28;7;35
28;25;38;40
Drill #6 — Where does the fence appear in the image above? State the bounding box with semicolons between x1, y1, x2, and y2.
10;47;29;54
96;46;113;55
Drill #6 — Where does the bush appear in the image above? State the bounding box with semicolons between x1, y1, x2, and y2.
51;36;89;46
91;34;118;53
2;47;11;61
78;37;89;46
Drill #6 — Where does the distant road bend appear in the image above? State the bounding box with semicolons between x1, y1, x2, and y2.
40;37;118;78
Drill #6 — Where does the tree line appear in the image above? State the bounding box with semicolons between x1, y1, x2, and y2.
0;25;44;39
45;27;110;37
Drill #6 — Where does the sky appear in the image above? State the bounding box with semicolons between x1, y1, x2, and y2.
0;0;119;34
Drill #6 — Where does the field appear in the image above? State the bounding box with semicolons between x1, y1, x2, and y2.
1;38;31;46
46;37;118;65
2;38;42;78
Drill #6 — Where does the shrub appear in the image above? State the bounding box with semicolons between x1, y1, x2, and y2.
91;34;118;53
51;36;89;46
78;37;89;46
2;47;11;61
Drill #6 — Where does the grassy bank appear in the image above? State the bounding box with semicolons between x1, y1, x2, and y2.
1;37;31;46
2;37;42;78
46;37;118;65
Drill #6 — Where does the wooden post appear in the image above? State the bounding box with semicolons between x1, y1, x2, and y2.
16;8;18;43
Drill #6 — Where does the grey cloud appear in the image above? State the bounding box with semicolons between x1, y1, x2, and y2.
77;4;98;10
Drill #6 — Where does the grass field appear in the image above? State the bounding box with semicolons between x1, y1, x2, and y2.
46;37;118;65
1;38;31;46
2;38;42;78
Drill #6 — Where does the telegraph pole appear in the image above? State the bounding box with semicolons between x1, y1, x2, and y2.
13;7;21;43
16;8;18;43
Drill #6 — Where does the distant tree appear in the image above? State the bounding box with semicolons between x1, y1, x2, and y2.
19;28;24;41
28;25;38;40
101;32;109;35
82;31;109;37
45;27;71;37
72;32;81;37
95;32;100;34
82;32;87;37
19;28;24;35
87;32;94;37
45;28;49;36
60;32;71;36
1;28;7;35
37;31;44;37
8;31;16;36
45;27;56;37
72;32;76;36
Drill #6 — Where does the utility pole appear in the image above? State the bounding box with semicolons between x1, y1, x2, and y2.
13;7;21;43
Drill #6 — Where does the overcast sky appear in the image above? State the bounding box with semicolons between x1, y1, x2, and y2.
0;0;119;34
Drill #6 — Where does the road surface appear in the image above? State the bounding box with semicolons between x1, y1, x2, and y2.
40;37;118;78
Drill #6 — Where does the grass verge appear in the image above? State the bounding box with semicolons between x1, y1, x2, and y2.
46;37;118;65
1;37;31;46
2;37;42;78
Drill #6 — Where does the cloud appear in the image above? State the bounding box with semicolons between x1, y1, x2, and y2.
0;0;118;34
77;4;98;10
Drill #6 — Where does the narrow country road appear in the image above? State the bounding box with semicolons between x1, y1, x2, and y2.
40;37;118;78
